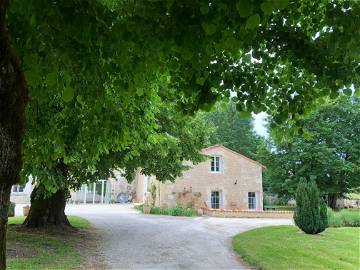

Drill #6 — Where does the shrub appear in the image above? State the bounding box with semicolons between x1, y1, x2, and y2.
294;179;328;234
139;203;197;217
134;204;144;212
8;202;15;217
184;208;197;217
327;208;360;227
149;206;162;215
170;204;184;216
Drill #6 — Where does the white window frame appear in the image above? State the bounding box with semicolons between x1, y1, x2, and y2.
248;192;257;210
210;156;222;173
211;190;222;209
12;184;25;194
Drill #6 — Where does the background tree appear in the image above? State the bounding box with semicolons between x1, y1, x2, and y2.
200;102;262;159
261;97;360;208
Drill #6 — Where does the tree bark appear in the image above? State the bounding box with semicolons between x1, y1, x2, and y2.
0;1;28;269
23;187;71;228
327;193;338;210
0;184;11;270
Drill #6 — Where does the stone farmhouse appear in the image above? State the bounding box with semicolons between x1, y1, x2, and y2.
133;145;265;211
10;145;265;211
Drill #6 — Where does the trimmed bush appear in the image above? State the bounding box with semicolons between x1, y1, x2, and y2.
8;202;15;217
327;208;360;227
294;179;328;234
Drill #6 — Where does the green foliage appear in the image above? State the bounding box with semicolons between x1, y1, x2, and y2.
6;0;360;195
327;208;360;227
260;98;360;204
7;202;15;218
138;204;197;217
200;102;262;159
294;179;328;234
134;204;144;212
8;0;360;134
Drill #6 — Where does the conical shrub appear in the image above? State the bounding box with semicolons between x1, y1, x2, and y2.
294;178;328;234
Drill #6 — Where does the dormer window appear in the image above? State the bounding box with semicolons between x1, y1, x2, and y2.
211;156;221;173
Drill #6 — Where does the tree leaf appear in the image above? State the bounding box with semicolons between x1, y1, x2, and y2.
236;0;253;18
260;2;273;15
200;3;209;15
136;87;144;96
273;0;289;10
62;86;74;102
245;14;260;30
202;23;217;36
46;72;57;87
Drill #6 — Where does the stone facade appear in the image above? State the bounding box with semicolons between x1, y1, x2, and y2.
133;145;265;211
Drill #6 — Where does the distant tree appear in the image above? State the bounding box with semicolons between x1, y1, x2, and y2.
200;102;262;159
261;97;360;208
294;179;328;234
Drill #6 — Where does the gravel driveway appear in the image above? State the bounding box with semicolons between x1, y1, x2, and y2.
66;204;293;270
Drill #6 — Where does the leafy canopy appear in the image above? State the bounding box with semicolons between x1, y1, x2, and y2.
200;102;262;159
7;0;360;192
259;97;360;202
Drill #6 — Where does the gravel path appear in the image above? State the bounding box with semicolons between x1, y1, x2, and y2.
66;204;293;270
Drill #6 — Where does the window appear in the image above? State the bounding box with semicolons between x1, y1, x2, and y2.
211;156;221;172
248;192;256;209
211;191;221;209
12;184;25;193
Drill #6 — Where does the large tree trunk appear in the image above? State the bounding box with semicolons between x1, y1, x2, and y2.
327;193;338;210
23;187;71;228
0;1;28;269
0;184;11;270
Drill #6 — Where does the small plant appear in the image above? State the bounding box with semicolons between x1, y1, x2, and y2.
134;204;144;212
171;204;184;216
294;178;328;234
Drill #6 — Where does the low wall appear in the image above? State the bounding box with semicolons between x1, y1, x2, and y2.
10;194;30;204
203;208;294;218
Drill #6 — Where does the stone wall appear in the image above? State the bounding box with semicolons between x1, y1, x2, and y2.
157;145;264;210
203;208;294;218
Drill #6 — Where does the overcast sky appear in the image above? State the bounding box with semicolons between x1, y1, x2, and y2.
252;112;268;137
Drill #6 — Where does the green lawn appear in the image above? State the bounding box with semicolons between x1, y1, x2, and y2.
7;216;91;270
232;225;360;270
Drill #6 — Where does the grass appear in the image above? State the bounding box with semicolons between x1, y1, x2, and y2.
135;203;198;217
233;225;360;270
327;208;360;227
7;215;91;270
